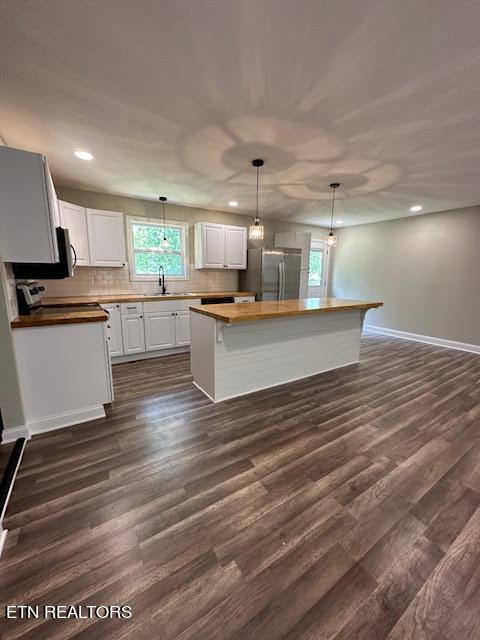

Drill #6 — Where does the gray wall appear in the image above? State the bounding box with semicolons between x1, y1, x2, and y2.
57;186;329;253
331;206;480;346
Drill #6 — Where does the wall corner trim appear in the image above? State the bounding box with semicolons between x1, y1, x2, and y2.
364;325;480;355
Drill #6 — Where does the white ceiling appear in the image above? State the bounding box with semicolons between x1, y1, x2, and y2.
1;0;480;227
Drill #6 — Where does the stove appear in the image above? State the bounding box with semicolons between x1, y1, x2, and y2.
16;281;45;314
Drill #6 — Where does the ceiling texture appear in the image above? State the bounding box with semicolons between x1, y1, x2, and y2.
1;0;480;227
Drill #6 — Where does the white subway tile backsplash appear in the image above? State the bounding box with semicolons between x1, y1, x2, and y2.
39;263;239;298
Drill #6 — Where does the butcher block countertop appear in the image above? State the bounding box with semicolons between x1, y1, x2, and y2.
41;291;255;306
190;297;383;324
11;305;108;328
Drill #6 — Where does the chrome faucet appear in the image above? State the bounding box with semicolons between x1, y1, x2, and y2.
159;265;167;295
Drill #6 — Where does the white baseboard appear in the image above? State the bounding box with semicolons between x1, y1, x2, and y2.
2;404;106;442
26;405;106;437
364;325;480;355
112;346;189;364
192;381;216;403
1;425;31;443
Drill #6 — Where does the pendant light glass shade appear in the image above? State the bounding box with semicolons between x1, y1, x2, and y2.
325;232;337;247
324;182;340;247
249;159;264;240
159;196;170;250
249;221;264;240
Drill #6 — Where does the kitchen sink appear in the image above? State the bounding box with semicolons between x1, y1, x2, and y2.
140;292;194;297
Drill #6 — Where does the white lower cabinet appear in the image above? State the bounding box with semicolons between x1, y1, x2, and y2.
12;321;112;435
102;304;124;356
144;309;195;350
121;314;145;354
144;312;176;351
143;299;201;351
107;297;233;360
175;311;192;347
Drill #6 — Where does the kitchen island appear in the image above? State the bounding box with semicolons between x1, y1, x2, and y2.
190;297;382;402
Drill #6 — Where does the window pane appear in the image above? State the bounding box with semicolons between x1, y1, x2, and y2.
133;223;182;251
132;223;162;249
308;249;323;286
135;251;184;276
164;227;181;252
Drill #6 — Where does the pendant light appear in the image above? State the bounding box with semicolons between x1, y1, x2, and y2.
325;182;340;247
159;196;170;250
249;159;265;240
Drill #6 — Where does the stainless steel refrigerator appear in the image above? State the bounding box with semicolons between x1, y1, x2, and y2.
240;247;302;300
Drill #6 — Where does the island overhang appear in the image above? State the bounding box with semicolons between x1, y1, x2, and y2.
189;297;383;323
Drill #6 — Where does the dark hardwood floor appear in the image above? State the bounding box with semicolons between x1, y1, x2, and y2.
1;333;480;639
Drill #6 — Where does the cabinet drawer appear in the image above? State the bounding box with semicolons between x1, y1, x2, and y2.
143;299;201;312
120;302;143;315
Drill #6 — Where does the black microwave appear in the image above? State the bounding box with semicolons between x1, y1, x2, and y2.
12;228;76;279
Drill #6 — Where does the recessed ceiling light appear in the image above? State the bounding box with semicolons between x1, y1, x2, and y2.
410;205;422;212
337;220;344;224
228;200;239;207
74;150;94;161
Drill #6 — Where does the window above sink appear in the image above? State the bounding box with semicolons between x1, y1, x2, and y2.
126;216;189;281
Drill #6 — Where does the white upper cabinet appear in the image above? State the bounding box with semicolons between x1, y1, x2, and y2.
0;146;59;263
197;223;225;268
195;222;247;269
59;201;90;266
58;201;127;268
87;209;126;267
225;225;247;269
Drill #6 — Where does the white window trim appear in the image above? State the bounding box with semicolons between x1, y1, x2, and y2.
308;242;326;288
126;216;189;281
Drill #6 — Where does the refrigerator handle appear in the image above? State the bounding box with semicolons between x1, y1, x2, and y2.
279;260;285;300
278;262;283;300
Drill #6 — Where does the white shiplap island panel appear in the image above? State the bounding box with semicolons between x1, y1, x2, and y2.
190;298;382;402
